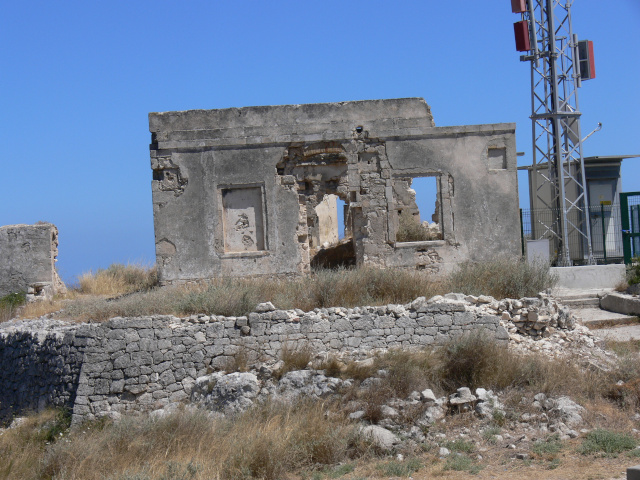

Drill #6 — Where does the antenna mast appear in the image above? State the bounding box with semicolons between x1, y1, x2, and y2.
512;0;596;265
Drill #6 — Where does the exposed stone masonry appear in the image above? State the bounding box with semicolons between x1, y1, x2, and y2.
0;223;66;300
1;296;511;425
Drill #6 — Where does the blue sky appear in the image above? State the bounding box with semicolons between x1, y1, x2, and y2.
1;1;639;283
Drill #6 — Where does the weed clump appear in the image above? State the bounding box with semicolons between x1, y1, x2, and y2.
446;257;556;299
375;457;422;477
578;429;637;456
0;291;26;322
275;343;315;379
440;332;520;391
395;211;441;243
24;402;362;480
77;263;157;296
531;434;564;459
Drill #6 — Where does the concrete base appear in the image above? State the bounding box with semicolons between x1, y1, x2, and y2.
551;264;626;290
627;465;640;480
601;292;640;317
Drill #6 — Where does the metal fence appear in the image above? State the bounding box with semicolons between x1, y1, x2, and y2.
520;204;624;265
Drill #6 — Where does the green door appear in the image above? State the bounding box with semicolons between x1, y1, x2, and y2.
621;192;640;264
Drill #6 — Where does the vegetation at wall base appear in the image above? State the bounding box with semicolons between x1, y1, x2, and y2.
446;257;557;299
76;263;158;296
627;256;640;286
15;257;556;322
0;291;26;322
3;334;640;478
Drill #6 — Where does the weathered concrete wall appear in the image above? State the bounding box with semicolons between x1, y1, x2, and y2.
149;98;520;284
0;223;65;299
551;264;626;290
0;299;507;425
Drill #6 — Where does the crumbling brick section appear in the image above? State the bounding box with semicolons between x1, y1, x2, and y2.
0;223;66;300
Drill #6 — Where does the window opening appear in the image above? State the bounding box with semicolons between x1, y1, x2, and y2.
310;194;355;269
337;197;347;240
395;175;442;242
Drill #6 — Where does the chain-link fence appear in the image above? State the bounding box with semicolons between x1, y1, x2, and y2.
521;205;624;265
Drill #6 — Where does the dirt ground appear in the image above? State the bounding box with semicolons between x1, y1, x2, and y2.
346;443;635;479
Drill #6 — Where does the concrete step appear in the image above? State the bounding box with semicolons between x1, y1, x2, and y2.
575;307;640;329
561;297;601;308
553;288;613;301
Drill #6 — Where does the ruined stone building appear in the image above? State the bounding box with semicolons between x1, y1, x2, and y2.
0;223;66;299
149;98;520;284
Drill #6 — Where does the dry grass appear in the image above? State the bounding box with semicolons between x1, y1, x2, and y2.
15;260;558;323
54;266;447;322
396;211;441;242
377;348;442;398
4;335;640;479
1;401;364;480
338;334;627;425
446;256;557;299
77;263;158;296
318;354;344;378
275;343;315;379
0;409;71;480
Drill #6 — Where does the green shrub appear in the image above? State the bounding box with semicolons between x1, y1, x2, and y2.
0;291;26;322
627;256;640;286
375;458;422;477
322;463;355;478
444;439;475;454
578;429;636;456
443;454;481;474
532;434;563;459
482;427;501;444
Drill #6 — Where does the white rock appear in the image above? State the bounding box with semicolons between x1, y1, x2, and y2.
255;302;276;313
381;405;399;418
361;425;401;451
421;388;437;404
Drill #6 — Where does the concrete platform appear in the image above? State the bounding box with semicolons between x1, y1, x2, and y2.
591;324;640;342
575;308;640;329
552;287;613;300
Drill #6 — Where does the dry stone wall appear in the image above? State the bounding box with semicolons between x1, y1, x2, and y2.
1;298;509;425
0;321;83;421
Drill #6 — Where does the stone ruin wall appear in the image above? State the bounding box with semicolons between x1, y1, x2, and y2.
0;223;66;300
0;299;508;425
149;98;521;284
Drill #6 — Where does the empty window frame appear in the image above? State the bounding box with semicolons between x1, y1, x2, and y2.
394;175;443;243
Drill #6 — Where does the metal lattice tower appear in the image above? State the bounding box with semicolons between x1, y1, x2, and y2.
518;0;594;266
